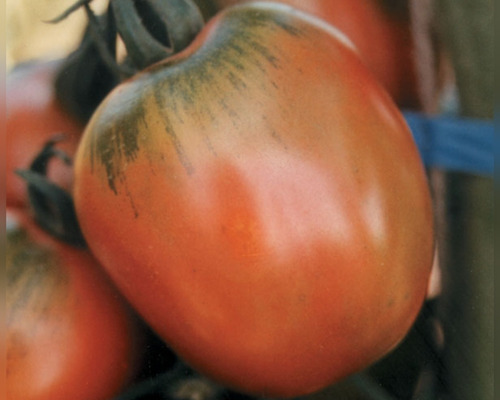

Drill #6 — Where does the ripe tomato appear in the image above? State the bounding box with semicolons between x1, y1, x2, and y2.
6;209;143;400
203;0;419;107
6;60;82;207
74;3;434;397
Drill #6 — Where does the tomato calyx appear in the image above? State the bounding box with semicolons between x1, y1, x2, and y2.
52;0;204;123
111;0;204;70
15;136;87;247
52;2;121;123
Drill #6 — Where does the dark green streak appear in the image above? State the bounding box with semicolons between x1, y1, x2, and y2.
90;94;147;194
154;87;195;176
87;6;306;192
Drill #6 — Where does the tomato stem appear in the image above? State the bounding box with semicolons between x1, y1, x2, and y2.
54;3;121;123
82;3;135;77
15;137;87;247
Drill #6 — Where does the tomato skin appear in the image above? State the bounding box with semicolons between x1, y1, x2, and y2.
6;60;82;207
205;0;419;107
6;209;143;400
74;3;433;398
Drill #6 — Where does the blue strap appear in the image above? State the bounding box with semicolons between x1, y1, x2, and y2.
403;112;494;176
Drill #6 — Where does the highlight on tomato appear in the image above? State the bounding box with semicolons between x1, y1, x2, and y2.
6;60;83;207
199;0;420;108
6;208;144;400
74;2;434;398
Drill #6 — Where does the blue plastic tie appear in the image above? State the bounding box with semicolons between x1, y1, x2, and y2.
403;112;494;176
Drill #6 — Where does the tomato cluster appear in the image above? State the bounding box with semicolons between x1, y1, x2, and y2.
5;61;145;399
6;1;434;399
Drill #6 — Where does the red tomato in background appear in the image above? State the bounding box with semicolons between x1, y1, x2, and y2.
6;60;82;207
203;0;420;108
6;209;143;400
74;3;433;398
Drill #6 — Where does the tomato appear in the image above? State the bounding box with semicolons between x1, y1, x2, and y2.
74;3;434;398
6;60;82;207
201;0;420;107
6;209;143;400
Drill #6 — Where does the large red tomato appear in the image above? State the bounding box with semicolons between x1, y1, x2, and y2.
6;209;143;400
74;3;434;398
203;0;419;107
6;60;82;207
